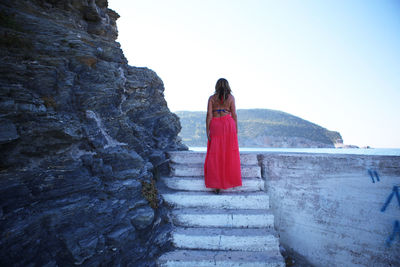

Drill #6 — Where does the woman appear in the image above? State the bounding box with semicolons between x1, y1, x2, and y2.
204;78;242;194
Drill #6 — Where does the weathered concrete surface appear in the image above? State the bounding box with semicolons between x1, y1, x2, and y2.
172;227;280;251
171;208;274;228
163;176;264;192
162;191;270;209
261;152;400;267
170;163;261;178
158;250;284;267
168;151;258;166
158;151;285;266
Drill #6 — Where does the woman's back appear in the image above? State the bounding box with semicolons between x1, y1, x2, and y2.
208;94;237;119
210;94;231;116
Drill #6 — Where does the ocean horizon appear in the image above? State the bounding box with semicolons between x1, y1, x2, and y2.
189;147;400;156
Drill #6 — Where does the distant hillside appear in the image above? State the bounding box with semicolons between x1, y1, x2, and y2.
176;109;343;148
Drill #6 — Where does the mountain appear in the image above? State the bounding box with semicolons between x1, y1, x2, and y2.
176;109;343;148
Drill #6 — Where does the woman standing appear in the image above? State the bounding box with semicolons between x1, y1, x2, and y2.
204;78;242;194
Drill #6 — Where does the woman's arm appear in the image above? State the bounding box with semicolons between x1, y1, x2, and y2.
230;95;238;133
206;96;213;140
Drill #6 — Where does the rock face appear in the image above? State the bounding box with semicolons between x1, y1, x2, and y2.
0;0;186;266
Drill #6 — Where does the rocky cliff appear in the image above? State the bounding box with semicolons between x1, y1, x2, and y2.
0;0;186;266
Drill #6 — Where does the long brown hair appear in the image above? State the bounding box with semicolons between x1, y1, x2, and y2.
215;78;231;104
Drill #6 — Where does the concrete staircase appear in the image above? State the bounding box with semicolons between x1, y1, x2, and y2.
157;151;285;267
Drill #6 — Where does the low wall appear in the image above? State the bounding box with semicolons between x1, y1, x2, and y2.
259;152;400;266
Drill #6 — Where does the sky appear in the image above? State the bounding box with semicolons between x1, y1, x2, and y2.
108;0;400;148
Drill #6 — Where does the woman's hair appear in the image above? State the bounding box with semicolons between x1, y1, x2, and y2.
215;78;231;103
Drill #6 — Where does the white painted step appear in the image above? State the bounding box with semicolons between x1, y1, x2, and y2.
171;208;274;228
163;176;265;192
172;227;280;252
168;151;259;166
170;163;261;178
158;151;283;267
162;191;269;209
157;249;285;267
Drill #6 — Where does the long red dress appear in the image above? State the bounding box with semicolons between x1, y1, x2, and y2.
204;114;242;189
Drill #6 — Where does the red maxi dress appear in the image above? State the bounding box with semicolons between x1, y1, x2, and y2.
204;114;242;189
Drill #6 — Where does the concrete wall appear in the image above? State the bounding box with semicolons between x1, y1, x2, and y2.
259;152;400;267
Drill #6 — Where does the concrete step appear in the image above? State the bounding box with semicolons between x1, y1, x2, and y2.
172;227;280;252
162;176;265;192
171;208;274;228
157;249;285;267
170;163;261;178
161;191;269;209
168;151;259;166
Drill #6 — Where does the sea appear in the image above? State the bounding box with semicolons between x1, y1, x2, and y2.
189;147;400;156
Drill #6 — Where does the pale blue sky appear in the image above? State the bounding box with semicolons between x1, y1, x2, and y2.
108;0;400;148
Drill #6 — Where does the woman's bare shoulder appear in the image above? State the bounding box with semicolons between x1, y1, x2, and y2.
208;94;217;102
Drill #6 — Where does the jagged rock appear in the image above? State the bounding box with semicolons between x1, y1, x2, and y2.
130;206;155;230
0;0;186;266
0;119;19;144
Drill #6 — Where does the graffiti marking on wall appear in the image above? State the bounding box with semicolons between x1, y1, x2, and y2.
386;220;400;247
381;186;400;212
368;169;380;183
378;183;400;247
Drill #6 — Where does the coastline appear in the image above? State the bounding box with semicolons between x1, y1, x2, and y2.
189;147;400;156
